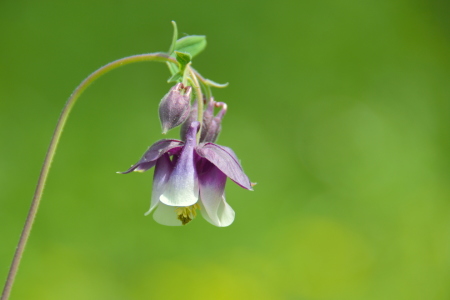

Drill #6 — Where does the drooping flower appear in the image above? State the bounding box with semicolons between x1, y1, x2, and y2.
120;121;252;226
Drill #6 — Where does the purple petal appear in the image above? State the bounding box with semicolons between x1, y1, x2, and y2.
160;122;200;206
196;143;253;190
199;162;235;227
119;139;183;174
145;153;173;216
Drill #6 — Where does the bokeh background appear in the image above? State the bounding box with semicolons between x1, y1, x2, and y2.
1;0;449;299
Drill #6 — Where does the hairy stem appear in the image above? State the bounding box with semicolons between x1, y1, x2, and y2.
1;53;176;300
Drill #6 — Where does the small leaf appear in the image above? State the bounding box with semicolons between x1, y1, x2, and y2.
175;51;192;68
167;71;183;83
175;35;207;58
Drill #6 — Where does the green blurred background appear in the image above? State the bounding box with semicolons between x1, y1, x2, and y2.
1;0;449;299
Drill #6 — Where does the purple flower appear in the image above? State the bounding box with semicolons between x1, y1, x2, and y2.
120;121;252;226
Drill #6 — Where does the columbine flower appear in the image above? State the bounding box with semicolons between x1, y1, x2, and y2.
120;121;252;226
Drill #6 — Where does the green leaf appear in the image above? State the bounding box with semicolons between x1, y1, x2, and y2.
175;51;192;68
167;71;183;83
175;35;207;58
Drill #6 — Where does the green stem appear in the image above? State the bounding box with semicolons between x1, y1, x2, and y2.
198;80;212;103
182;62;191;87
0;53;176;300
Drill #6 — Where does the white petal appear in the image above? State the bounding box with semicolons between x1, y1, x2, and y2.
199;185;221;225
200;194;235;227
217;196;235;227
153;203;182;226
199;164;235;227
160;172;199;206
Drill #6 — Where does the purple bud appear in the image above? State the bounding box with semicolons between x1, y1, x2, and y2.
202;98;216;127
199;99;216;142
159;83;192;134
200;101;227;143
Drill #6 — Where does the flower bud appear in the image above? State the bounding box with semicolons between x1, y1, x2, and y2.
200;101;227;143
202;98;216;128
159;83;192;134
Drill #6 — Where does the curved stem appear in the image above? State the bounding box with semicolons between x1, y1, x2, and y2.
1;52;177;300
202;83;213;103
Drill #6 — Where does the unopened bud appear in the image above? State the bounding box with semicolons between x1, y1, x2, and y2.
202;98;216;128
198;98;216;143
159;83;192;134
200;101;227;143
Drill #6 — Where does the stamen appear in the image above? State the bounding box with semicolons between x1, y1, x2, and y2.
175;203;201;225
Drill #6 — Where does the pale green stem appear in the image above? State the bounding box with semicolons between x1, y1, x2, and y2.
188;67;204;142
202;84;212;102
182;62;191;87
0;53;177;300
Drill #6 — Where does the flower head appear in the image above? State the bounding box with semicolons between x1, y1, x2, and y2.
120;121;252;226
